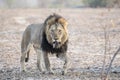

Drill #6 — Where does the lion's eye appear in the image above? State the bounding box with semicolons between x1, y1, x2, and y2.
58;30;62;34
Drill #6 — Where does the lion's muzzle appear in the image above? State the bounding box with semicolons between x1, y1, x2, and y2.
53;41;61;48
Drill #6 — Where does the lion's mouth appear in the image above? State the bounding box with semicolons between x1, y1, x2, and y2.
53;41;61;48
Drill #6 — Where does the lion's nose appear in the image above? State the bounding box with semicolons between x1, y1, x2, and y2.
54;37;58;40
53;41;61;45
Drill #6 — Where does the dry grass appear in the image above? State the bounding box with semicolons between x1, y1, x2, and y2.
0;8;120;80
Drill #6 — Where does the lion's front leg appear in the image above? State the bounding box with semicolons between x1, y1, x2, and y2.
44;53;54;74
36;49;47;73
58;53;71;75
62;53;71;75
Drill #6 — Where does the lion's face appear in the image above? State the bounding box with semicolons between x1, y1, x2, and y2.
48;23;65;48
45;17;68;48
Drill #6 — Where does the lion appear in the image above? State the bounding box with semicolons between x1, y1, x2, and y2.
20;13;70;75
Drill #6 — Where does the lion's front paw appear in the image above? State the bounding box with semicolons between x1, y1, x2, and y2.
42;71;55;75
22;70;26;72
21;68;26;73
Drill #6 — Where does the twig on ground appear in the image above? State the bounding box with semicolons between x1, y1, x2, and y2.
101;27;108;79
104;46;120;80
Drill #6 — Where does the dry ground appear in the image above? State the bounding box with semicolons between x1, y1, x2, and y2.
0;8;120;80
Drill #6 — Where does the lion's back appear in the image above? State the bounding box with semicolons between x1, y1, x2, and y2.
27;23;43;34
22;23;44;50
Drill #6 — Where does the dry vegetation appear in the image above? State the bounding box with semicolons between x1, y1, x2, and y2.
0;8;120;80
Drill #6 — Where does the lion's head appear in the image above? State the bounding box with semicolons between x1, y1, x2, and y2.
44;13;68;49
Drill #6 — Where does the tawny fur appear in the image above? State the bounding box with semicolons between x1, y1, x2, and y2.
20;13;70;75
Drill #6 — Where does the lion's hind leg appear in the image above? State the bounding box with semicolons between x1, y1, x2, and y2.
20;43;32;72
20;42;32;72
20;51;26;72
20;28;32;72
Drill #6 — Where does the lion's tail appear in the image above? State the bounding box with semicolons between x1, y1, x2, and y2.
25;50;30;62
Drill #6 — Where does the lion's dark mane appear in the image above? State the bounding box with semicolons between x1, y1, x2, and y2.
44;13;63;26
41;14;68;57
41;32;68;56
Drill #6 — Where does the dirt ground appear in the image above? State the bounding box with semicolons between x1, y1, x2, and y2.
0;8;120;80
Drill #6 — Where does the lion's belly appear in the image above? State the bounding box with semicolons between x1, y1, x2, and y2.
30;34;42;49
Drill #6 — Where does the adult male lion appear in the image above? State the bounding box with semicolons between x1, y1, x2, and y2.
20;13;70;75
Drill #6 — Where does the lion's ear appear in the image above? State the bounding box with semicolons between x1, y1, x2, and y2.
58;18;68;33
58;18;68;27
46;17;55;26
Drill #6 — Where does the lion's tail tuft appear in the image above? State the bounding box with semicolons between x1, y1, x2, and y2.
25;58;29;62
25;50;30;62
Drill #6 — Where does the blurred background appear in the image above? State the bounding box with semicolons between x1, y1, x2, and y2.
0;0;120;8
